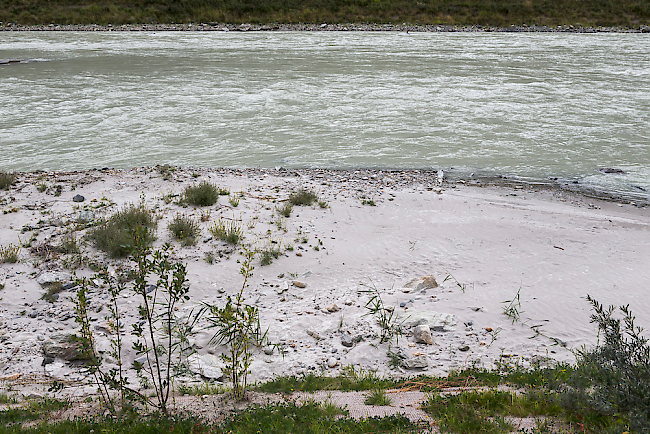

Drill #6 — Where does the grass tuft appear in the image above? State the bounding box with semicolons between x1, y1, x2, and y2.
277;203;292;217
184;181;220;207
88;203;156;258
168;214;200;246
259;245;281;266
209;218;243;245
364;389;392;406
0;171;16;190
0;244;20;263
289;189;318;206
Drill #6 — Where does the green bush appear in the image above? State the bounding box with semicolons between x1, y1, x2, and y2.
184;181;219;207
289;189;318;206
88;204;156;258
168;214;200;246
571;296;650;431
0;171;15;190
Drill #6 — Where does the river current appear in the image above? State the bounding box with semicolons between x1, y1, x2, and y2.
1;32;649;198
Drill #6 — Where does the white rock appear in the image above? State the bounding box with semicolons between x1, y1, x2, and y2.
188;353;224;380
404;275;438;291
413;324;434;345
402;354;428;369
36;271;71;287
327;357;338;368
401;310;457;332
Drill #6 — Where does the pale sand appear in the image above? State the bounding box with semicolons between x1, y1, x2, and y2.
0;167;649;397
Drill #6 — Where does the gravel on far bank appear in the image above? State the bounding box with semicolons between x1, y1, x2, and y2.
1;22;649;33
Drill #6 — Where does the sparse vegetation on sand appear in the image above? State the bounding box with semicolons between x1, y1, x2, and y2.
2;294;649;432
88;203;156;257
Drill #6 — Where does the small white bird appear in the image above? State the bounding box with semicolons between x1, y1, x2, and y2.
437;170;444;184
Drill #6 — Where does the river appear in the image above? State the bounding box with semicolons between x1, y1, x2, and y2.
1;31;649;198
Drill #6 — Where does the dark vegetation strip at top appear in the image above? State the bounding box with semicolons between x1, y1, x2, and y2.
0;0;649;29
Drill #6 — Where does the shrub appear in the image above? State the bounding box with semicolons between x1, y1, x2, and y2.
88;204;156;258
168;214;200;246
289;189;318;206
184;181;219;206
209;218;243;245
0;171;15;190
75;242;195;415
571;296;650;431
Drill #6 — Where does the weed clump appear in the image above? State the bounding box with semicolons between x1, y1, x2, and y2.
259;246;281;266
289;189;318;206
42;282;65;303
209;218;243;245
364;389;392;406
184;181;219;207
88;204;156;258
0;171;15;190
0;244;19;263
277;203;292;217
168;214;200;246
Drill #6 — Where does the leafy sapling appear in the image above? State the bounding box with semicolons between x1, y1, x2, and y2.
203;249;276;400
130;236;192;415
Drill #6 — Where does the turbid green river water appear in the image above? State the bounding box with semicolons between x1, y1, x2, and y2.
1;32;649;198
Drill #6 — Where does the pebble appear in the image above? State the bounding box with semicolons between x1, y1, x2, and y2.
458;345;470;352
327;357;338;368
292;281;306;288
72;194;85;202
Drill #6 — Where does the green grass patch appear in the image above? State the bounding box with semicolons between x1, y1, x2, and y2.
0;403;420;434
184;181;220;207
0;397;70;426
221;401;419;434
256;369;399;393
168;214;200;246
88;204;156;258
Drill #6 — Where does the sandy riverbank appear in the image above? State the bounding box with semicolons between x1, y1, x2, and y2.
1;166;649;398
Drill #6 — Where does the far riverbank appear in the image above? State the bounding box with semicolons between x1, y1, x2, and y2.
2;22;650;32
